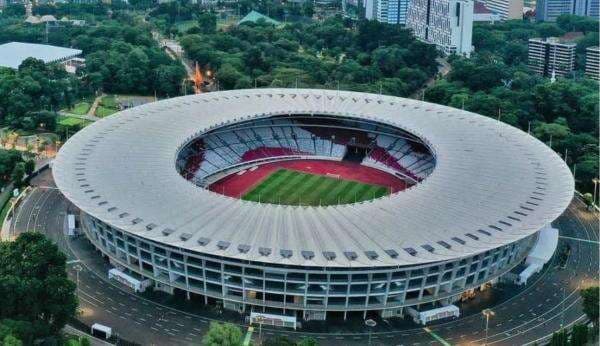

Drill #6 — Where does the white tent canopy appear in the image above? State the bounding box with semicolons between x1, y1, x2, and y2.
518;225;559;285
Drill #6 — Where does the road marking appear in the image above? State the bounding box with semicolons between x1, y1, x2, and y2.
558;235;599;244
423;327;452;346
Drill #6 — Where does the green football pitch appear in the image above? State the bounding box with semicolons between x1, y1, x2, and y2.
242;169;390;206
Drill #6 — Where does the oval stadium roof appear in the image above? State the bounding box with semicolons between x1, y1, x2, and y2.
53;89;574;268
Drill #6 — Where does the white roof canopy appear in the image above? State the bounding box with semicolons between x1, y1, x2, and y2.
53;89;574;268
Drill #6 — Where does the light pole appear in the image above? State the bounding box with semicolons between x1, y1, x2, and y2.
482;309;495;346
255;316;265;346
592;178;599;206
74;264;82;294
365;318;376;346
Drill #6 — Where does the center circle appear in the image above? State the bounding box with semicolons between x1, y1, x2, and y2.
176;114;435;206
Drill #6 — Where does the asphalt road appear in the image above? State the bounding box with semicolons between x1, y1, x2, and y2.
11;169;599;346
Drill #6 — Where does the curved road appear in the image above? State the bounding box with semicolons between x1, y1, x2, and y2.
11;169;599;345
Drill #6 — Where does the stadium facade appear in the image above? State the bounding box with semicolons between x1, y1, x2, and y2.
53;89;574;321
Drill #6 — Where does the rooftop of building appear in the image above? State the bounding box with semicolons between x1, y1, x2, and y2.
529;37;578;46
0;42;82;70
238;10;282;26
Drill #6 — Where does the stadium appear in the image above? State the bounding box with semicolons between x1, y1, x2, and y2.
53;88;574;324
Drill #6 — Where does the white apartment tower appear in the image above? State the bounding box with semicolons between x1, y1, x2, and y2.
407;0;474;57
585;46;599;80
480;0;524;19
528;37;576;78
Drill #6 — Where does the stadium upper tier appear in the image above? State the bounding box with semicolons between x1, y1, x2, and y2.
176;115;435;186
53;89;574;268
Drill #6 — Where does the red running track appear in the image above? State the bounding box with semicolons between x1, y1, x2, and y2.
209;159;409;198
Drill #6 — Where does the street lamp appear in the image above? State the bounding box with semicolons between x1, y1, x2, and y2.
592;178;599;206
482;309;495;346
365;318;376;346
255;315;265;346
73;264;82;294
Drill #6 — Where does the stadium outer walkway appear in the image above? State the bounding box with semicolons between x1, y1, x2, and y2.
208;159;408;198
12;169;600;346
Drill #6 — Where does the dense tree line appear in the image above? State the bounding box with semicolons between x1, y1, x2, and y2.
426;17;598;193
68;20;187;96
180;16;438;96
0;58;80;131
0;11;187;131
37;16;188;97
0;233;78;345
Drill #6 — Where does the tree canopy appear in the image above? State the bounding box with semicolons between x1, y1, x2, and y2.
202;322;243;346
0;232;78;344
581;286;599;323
180;16;438;96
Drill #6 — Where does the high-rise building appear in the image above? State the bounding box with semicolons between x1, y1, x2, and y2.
535;0;599;21
363;0;410;24
474;1;503;21
480;0;524;19
585;46;600;80
528;37;576;78
406;0;474;57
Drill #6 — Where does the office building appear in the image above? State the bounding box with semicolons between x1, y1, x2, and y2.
480;0;524;19
363;0;410;24
585;46;600;80
473;1;502;21
407;0;474;57
528;37;576;78
536;0;599;21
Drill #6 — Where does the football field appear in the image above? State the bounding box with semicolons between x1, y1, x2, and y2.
242;169;390;206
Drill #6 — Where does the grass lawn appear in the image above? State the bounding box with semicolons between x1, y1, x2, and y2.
100;95;118;108
58;116;89;127
242;169;390;206
95;95;119;118
95;105;117;118
67;102;91;115
175;20;198;32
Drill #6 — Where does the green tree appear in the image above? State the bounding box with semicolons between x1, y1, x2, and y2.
202;322;243;346
2;334;23;346
198;12;217;35
217;64;244;90
297;337;318;346
0;232;78;338
570;324;589;345
581;287;599;324
10;163;25;188
550;328;568;346
537;23;565;38
24;160;35;176
583;193;594;207
533;121;571;143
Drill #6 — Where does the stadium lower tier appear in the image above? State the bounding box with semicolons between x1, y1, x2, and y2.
82;213;537;321
207;159;409;205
